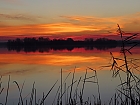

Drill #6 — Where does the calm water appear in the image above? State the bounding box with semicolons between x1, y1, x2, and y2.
0;46;139;104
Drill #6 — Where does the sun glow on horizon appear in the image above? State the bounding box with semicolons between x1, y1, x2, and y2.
0;13;140;40
0;22;101;36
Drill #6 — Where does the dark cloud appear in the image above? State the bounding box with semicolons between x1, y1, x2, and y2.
0;13;40;22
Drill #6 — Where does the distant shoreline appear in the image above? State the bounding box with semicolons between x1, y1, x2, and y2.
0;37;138;52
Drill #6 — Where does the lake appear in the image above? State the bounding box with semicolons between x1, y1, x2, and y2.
0;46;139;105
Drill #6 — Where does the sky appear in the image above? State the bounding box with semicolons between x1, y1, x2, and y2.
0;0;140;41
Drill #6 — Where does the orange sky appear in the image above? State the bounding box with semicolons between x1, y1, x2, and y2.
0;0;140;41
0;13;140;41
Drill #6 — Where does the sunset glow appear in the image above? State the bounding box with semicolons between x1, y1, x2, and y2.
0;1;140;104
0;14;140;36
0;0;140;41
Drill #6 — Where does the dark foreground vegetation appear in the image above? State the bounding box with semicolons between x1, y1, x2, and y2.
6;37;118;52
0;25;140;105
6;36;140;53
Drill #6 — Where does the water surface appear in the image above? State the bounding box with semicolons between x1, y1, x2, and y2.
0;46;139;104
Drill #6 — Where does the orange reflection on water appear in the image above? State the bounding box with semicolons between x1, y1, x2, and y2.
0;47;139;76
0;53;107;66
0;50;110;76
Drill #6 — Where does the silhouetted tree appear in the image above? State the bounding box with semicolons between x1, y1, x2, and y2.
6;37;119;52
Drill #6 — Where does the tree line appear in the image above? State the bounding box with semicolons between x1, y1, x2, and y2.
7;37;118;52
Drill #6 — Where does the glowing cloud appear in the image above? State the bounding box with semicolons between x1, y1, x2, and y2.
61;12;140;33
0;23;100;36
0;13;140;39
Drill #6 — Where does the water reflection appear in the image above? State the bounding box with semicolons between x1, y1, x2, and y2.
7;44;117;53
0;47;140;75
0;46;139;104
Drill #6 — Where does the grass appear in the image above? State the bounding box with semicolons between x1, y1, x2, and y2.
0;25;140;105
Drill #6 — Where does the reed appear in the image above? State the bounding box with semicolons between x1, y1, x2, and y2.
13;80;24;105
5;75;10;105
0;76;4;95
108;25;140;105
